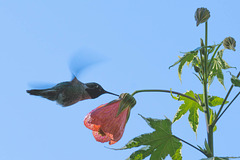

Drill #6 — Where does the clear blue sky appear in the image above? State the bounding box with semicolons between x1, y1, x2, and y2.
1;1;240;160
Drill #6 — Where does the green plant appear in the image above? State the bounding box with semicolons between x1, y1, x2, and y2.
85;7;240;160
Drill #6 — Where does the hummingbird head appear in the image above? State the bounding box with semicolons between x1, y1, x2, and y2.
85;82;119;99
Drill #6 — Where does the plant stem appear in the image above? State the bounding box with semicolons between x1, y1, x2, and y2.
173;135;208;157
207;42;222;69
202;21;213;155
212;71;240;126
131;89;197;103
214;91;240;124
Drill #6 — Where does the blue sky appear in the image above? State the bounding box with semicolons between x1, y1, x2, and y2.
1;1;240;160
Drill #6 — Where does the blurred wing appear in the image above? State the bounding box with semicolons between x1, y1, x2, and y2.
69;49;104;79
28;82;56;89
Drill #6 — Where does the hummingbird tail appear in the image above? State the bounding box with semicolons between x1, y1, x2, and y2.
26;89;58;101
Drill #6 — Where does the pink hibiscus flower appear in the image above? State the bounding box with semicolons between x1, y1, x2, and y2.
84;93;136;145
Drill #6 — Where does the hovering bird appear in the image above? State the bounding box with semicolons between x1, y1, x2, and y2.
27;49;118;106
27;77;119;107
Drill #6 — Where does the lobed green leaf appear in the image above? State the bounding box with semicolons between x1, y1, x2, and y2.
198;94;228;107
172;92;226;134
139;114;172;133
208;49;234;88
169;51;198;81
172;90;200;134
120;115;182;160
208;96;227;107
126;146;155;160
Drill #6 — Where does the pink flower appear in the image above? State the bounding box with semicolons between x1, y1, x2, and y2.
84;93;136;145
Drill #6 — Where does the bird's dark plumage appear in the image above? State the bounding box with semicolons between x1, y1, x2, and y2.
27;77;119;106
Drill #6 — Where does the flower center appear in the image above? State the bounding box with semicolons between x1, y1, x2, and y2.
98;128;106;136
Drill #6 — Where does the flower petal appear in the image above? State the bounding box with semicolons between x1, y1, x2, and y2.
92;131;111;143
84;104;106;131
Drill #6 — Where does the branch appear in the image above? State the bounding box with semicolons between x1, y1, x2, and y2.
173;135;208;157
214;91;240;125
207;42;223;69
212;71;240;126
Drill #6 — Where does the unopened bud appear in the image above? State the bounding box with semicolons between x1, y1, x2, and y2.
223;37;236;51
200;38;205;54
194;8;210;26
194;65;200;73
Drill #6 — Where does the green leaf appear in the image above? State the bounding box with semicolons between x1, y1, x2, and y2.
173;103;189;123
216;70;225;89
201;158;229;160
173;92;226;134
188;105;199;133
217;50;233;69
197;141;213;158
139;114;172;132
209;109;217;132
192;56;201;67
121;115;182;160
204;139;213;157
171;143;182;160
194;73;203;82
230;74;240;87
201;157;240;160
208;96;227;107
208;72;215;90
208;49;234;88
126;146;155;160
213;125;217;132
198;94;224;132
172;90;200;134
169;51;198;81
198;94;228;107
197;145;205;153
170;89;180;100
208;44;218;54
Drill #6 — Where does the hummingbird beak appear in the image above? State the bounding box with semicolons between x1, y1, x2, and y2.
104;90;119;97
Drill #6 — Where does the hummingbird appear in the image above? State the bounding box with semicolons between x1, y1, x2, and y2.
26;77;119;107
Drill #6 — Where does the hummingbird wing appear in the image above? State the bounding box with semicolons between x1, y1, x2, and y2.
68;49;103;79
70;77;84;85
28;82;57;89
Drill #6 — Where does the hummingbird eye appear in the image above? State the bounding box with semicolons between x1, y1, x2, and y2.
96;85;103;91
85;82;105;93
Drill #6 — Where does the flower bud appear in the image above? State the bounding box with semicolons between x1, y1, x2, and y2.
200;38;205;54
194;8;210;26
223;37;236;51
194;65;200;73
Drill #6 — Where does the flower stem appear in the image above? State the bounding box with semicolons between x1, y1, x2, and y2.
202;21;213;155
173;135;208;157
131;89;197;103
